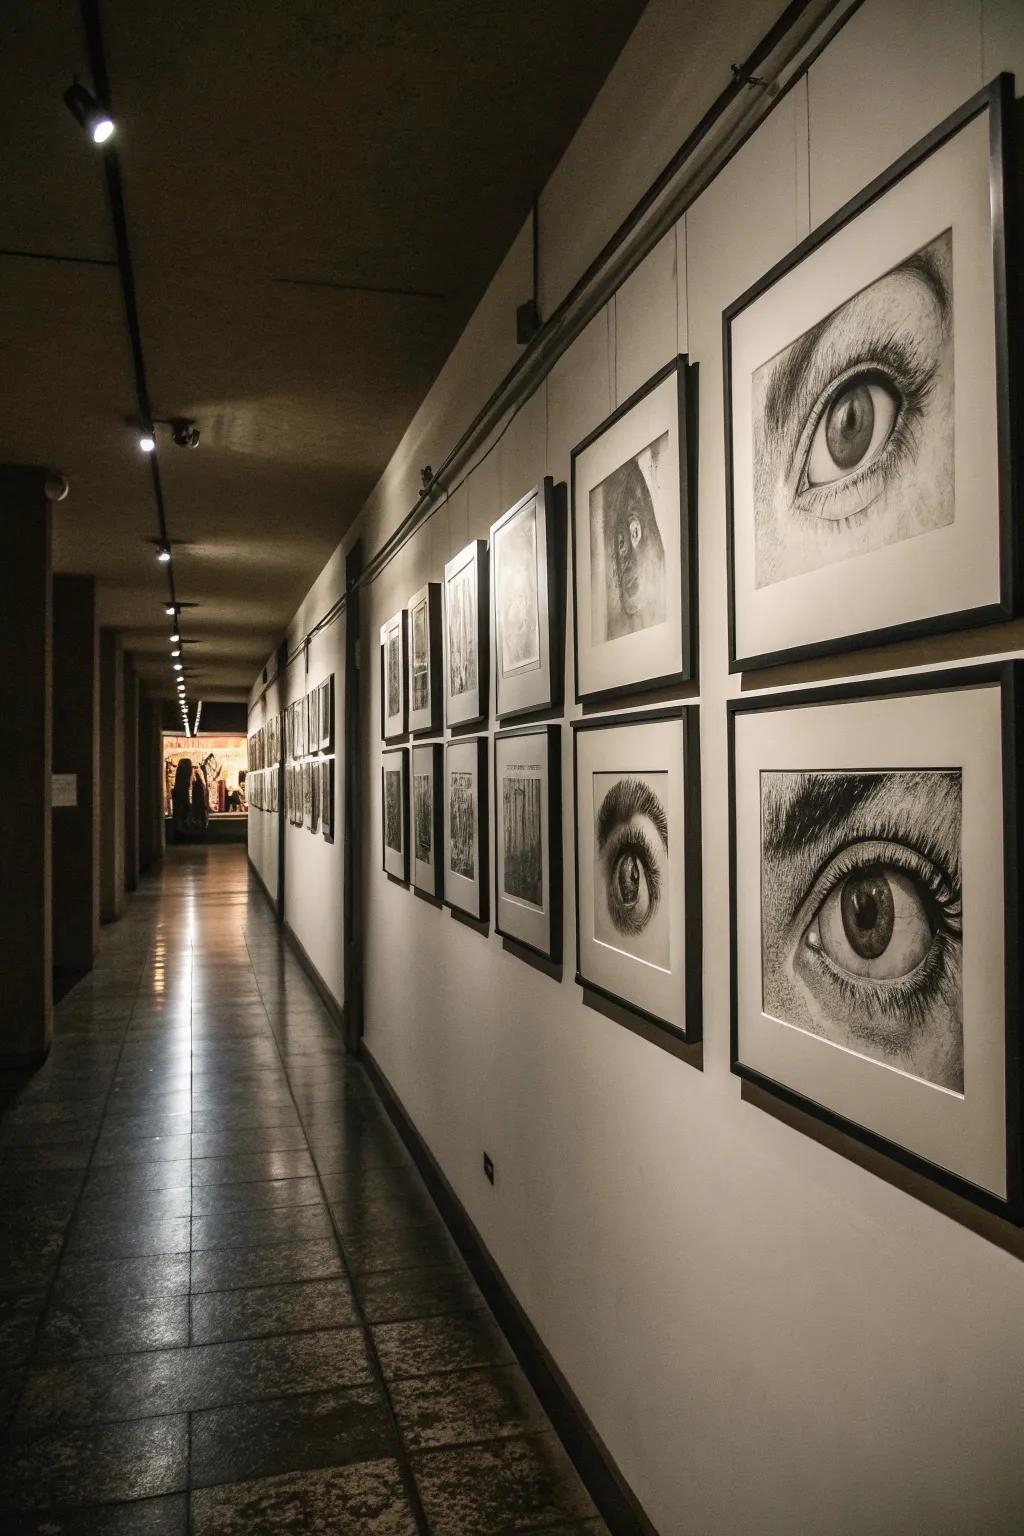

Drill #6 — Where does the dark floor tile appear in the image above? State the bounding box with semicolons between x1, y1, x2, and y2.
391;1362;547;1450
0;1140;93;1171
0;1170;84;1217
411;1433;596;1534
319;1165;428;1206
191;1205;334;1252
37;1296;191;1360
191;1382;395;1487
330;1192;441;1234
190;1176;322;1217
0;1231;65;1294
62;1214;191;1262
191;1277;358;1344
190;1458;417;1535
373;1311;513;1383
54;1252;191;1305
354;1265;484;1324
0;1414;187;1508
190;1125;308;1159
191;1238;344;1294
0;1117;101;1148
106;1091;191;1119
341;1223;459;1275
77;1184;193;1222
0;1290;47;1370
190;1150;316;1187
82;1161;191;1198
91;1135;192;1168
100;1112;192;1141
191;1110;301;1137
308;1130;411;1175
11;1492;188;1534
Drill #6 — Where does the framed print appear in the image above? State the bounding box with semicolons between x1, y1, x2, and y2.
321;757;334;843
380;611;408;740
309;692;319;754
491;479;564;720
319;675;334;752
725;75;1017;671
310;759;320;834
302;760;312;827
571;356;696;703
382;747;409;882
407;583;442;736
494;724;561;962
443;541;489;728
285;705;293;763
292;765;302;825
729;663;1023;1221
411;742;443;898
444;736;488;922
573;708;701;1040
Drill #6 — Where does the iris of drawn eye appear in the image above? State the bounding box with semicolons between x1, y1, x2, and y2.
806;864;934;980
805;376;899;486
605;835;659;934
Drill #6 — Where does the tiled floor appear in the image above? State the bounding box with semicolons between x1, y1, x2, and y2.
0;845;606;1535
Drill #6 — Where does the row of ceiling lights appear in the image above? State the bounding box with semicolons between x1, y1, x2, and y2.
65;77;195;731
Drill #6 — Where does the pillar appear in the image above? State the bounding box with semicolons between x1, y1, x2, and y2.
52;574;99;973
138;696;164;873
99;629;125;923
123;655;139;893
0;467;53;1065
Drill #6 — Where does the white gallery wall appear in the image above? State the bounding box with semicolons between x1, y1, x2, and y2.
253;1;1024;1531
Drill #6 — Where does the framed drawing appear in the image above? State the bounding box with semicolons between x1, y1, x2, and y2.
380;611;408;740
408;583;442;736
293;765;302;826
573;708;701;1040
494;724;561;962
491;479;564;719
725;75;1016;671
319;675;334;752
444;736;488;922
310;758;320;834
443;540;488;728
321;757;334;843
729;663;1023;1221
411;742;443;898
382;748;409;881
309;692;319;754
571;356;696;703
302;760;312;827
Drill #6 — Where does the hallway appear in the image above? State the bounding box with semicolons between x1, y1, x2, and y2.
0;846;603;1535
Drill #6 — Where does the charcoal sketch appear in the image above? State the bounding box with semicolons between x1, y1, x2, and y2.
414;773;432;862
386;629;401;719
384;768;403;853
502;771;542;906
449;770;475;879
760;768;963;1090
447;564;477;698
411;597;429;713
320;759;332;838
589;434;668;645
495;501;540;676
751;230;954;588
593;771;669;968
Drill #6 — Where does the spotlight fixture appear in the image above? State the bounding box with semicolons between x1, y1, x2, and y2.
165;604;178;616
139;433;156;453
63;79;114;145
171;648;181;658
170;632;180;642
170;418;200;449
173;662;183;671
157;543;171;563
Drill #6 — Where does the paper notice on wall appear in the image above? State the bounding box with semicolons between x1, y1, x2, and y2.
52;773;77;808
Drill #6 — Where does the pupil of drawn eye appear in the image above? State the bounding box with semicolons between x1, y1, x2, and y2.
825;382;874;470
629;516;642;549
614;852;641;909
840;868;894;960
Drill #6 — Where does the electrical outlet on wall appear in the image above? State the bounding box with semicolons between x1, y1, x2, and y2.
483;1152;495;1185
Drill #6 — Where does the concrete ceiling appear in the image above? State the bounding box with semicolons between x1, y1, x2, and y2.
0;0;646;699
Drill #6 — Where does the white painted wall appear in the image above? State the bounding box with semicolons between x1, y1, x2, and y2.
254;1;1024;1530
245;649;281;906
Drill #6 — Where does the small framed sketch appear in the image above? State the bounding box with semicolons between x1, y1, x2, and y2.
319;675;334;752
571;356;695;703
725;75;1016;671
308;692;319;754
310;760;320;834
443;541;488;728
321;758;334;843
729;663;1023;1222
491;479;564;719
302;760;312;826
573;708;701;1040
411;742;443;898
494;724;561;962
380;611;408;740
407;583;442;736
444;736;488;922
382;747;409;882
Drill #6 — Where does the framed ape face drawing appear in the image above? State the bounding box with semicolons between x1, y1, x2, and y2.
729;663;1023;1221
573;708;701;1040
491;480;564;719
321;758;334;843
571;357;696;703
725;76;1016;671
411;742;443;898
380;612;408;740
382;748;409;882
443;541;488;728
407;583;442;736
444;736;488;922
494;725;561;962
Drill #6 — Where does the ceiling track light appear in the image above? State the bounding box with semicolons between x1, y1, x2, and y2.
157;543;171;563
170;632;180;642
171;648;181;658
138;432;156;453
63;78;114;145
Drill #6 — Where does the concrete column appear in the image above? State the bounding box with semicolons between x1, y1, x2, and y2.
52;574;99;974
123;655;139;893
0;467;53;1066
99;629;125;923
138;696;164;873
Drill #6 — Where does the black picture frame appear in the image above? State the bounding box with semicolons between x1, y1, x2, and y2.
724;73;1017;673
728;661;1023;1224
570;355;698;705
320;756;334;843
493;723;562;964
443;735;489;923
380;611;408;741
491;478;565;721
572;705;702;1042
443;540;489;729
320;674;334;752
381;747;409;883
411;741;444;899
408;582;443;737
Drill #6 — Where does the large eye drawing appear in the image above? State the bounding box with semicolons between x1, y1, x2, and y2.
595;775;669;943
805;861;935;980
803;373;900;490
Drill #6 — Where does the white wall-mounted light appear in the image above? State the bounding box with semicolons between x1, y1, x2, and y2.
171;648;181;658
63;80;114;145
170;632;180;642
173;662;183;671
139;433;156;453
157;544;171;563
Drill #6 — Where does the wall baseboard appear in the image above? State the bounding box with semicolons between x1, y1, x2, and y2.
361;1042;659;1536
281;919;346;1035
247;851;280;921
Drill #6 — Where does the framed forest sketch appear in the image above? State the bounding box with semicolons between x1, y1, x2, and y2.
491;479;564;719
411;742;443;898
319;675;334;752
729;663;1023;1221
381;748;409;882
573;708;701;1040
571;356;696;703
494;724;561;962
443;541;488;728
321;757;334;843
380;611;407;741
725;76;1016;671
407;583;442;736
444;736;488;922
